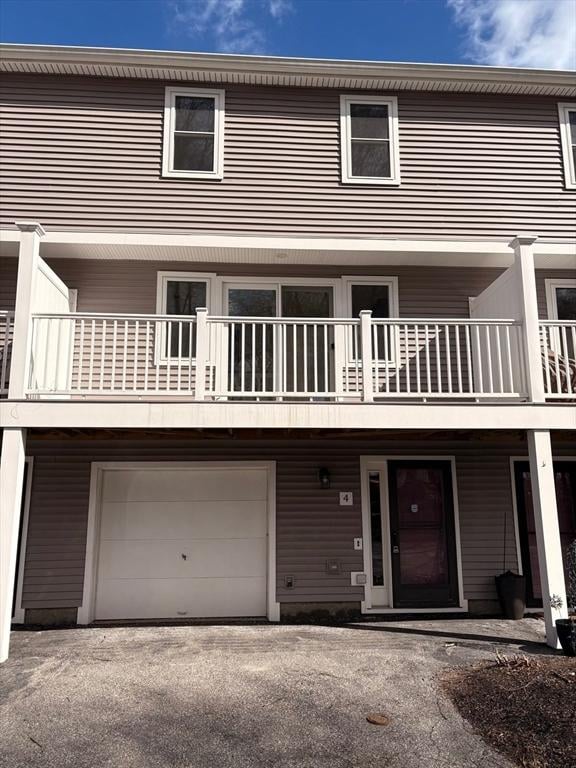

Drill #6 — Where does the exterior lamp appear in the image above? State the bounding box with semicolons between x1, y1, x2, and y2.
318;468;331;489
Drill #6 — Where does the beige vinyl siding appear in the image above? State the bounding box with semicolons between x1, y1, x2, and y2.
1;74;575;237
22;432;576;610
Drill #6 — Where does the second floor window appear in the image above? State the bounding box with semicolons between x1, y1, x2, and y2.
340;95;400;185
558;103;576;189
162;87;225;179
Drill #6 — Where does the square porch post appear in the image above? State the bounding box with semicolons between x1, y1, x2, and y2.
0;428;27;662
527;429;568;648
0;221;45;662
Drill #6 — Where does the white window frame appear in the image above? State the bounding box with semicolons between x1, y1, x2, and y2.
343;276;399;365
155;271;218;364
162;87;225;180
339;94;400;185
545;278;576;319
558;103;576;190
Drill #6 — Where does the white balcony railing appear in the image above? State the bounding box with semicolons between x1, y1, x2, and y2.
0;311;14;396
26;311;531;402
540;321;576;399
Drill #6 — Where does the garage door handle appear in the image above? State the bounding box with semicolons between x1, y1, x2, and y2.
181;553;187;560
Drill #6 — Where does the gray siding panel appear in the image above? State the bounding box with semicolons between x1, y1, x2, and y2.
1;74;575;237
22;433;576;610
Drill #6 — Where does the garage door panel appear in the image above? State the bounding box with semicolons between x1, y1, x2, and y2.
99;537;267;579
94;466;270;620
100;500;267;540
102;469;267;503
94;577;267;620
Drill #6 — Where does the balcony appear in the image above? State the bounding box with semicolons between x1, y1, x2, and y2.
23;311;538;402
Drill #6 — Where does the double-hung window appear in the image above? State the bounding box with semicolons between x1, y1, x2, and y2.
162;87;225;179
558;103;576;189
340;95;400;184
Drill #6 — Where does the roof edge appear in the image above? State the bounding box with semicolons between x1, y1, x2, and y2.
1;43;575;94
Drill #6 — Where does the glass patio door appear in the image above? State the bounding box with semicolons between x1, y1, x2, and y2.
226;286;277;394
281;286;334;395
224;283;334;397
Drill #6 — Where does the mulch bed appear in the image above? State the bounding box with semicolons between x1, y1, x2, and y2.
442;654;576;768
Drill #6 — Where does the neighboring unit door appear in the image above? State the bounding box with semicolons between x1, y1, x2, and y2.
94;465;270;620
514;461;576;607
388;461;459;607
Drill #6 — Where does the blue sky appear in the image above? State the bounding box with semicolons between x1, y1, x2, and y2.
0;0;575;69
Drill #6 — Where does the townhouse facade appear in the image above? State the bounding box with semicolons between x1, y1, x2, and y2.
0;44;575;661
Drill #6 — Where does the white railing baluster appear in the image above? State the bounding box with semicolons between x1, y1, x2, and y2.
414;324;421;396
455;325;462;394
495;325;503;393
111;320;117;392
78;318;85;393
133;320;139;392
404;324;411;394
144;321;150;393
24;313;546;402
100;319;106;392
445;325;452;394
89;319;95;392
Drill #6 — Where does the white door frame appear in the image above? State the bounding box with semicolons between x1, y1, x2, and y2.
78;460;279;624
359;455;467;614
11;456;34;624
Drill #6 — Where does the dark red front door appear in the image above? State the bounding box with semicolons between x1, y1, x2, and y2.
388;461;459;608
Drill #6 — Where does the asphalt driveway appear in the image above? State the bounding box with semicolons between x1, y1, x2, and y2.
0;619;551;768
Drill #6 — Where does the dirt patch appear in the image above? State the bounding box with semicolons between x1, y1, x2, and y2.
443;654;576;768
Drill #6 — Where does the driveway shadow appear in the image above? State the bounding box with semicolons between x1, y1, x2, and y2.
340;622;556;655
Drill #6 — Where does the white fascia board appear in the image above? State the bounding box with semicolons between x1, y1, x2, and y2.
1;401;575;431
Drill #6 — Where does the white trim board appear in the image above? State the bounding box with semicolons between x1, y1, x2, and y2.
3;401;576;431
11;456;33;624
358;455;466;613
78;461;279;625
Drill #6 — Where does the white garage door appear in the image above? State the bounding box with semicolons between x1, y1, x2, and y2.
94;465;269;620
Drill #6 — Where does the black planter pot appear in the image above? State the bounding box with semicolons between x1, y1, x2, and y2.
556;619;576;656
495;571;526;620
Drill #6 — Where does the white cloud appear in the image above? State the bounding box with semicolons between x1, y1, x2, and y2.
168;0;293;54
448;0;576;70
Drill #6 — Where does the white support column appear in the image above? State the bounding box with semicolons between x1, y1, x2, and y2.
0;428;27;662
9;221;46;399
508;235;545;403
527;429;568;648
